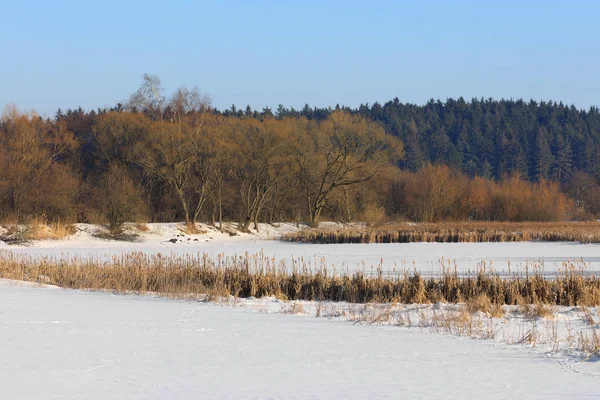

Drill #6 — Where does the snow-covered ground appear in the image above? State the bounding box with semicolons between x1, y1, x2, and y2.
2;223;600;275
1;281;598;400
1;224;599;398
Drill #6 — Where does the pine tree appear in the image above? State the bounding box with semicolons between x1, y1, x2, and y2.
535;128;553;181
403;119;425;171
553;137;573;183
479;159;493;179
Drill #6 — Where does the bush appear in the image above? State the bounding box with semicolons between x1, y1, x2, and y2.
99;165;148;233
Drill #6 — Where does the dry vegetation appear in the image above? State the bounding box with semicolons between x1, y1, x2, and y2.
23;218;76;240
0;251;598;307
1;250;597;358
178;222;208;235
339;302;600;359
283;221;600;244
0;219;76;244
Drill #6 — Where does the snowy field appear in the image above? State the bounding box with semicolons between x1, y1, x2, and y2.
1;224;600;398
1;281;599;400
2;223;600;275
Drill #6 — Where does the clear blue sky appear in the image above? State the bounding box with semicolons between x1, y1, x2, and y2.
1;0;599;117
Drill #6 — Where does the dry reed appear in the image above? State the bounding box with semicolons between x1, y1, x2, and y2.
0;251;598;307
283;222;600;244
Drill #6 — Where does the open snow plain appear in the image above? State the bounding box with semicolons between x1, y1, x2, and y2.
1;223;599;399
1;282;599;400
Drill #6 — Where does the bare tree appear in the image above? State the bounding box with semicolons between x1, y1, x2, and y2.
128;73;165;120
99;164;147;233
135;115;220;227
295;112;403;226
228;119;293;232
168;86;211;121
128;78;218;228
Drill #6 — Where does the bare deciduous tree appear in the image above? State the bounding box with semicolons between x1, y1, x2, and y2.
99;164;148;232
135;116;220;227
128;73;165;120
295;112;403;226
228;118;294;232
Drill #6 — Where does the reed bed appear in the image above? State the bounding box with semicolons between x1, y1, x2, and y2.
0;251;599;307
283;222;600;244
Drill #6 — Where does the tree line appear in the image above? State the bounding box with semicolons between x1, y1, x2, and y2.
228;96;600;185
0;75;594;230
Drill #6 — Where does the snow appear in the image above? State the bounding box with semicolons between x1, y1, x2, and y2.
1;224;599;398
251;298;600;360
1;281;598;399
2;223;600;276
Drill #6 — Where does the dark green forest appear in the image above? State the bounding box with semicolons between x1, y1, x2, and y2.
224;97;599;183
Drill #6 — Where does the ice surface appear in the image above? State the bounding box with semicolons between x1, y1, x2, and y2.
2;223;600;275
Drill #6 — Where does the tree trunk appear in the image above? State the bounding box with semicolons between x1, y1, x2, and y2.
175;187;191;226
240;216;252;232
343;187;351;222
218;182;223;232
309;208;320;227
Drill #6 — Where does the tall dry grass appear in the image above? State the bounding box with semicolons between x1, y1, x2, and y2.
283;221;600;244
0;218;76;243
24;219;76;240
0;251;598;307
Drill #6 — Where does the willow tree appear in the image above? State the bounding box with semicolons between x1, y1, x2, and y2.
228;117;295;232
294;111;403;226
128;76;218;228
136;115;221;227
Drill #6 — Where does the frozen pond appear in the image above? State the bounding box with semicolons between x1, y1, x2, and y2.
3;226;600;276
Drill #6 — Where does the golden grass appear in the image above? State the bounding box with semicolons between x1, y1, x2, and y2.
283;222;600;244
178;222;207;235
466;293;505;318
580;329;600;358
0;219;76;243
519;302;554;319
134;223;150;232
24;221;76;240
0;251;598;307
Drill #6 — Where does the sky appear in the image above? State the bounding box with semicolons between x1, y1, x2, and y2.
1;0;599;117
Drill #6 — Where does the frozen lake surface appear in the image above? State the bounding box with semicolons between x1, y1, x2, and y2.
2;223;600;275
